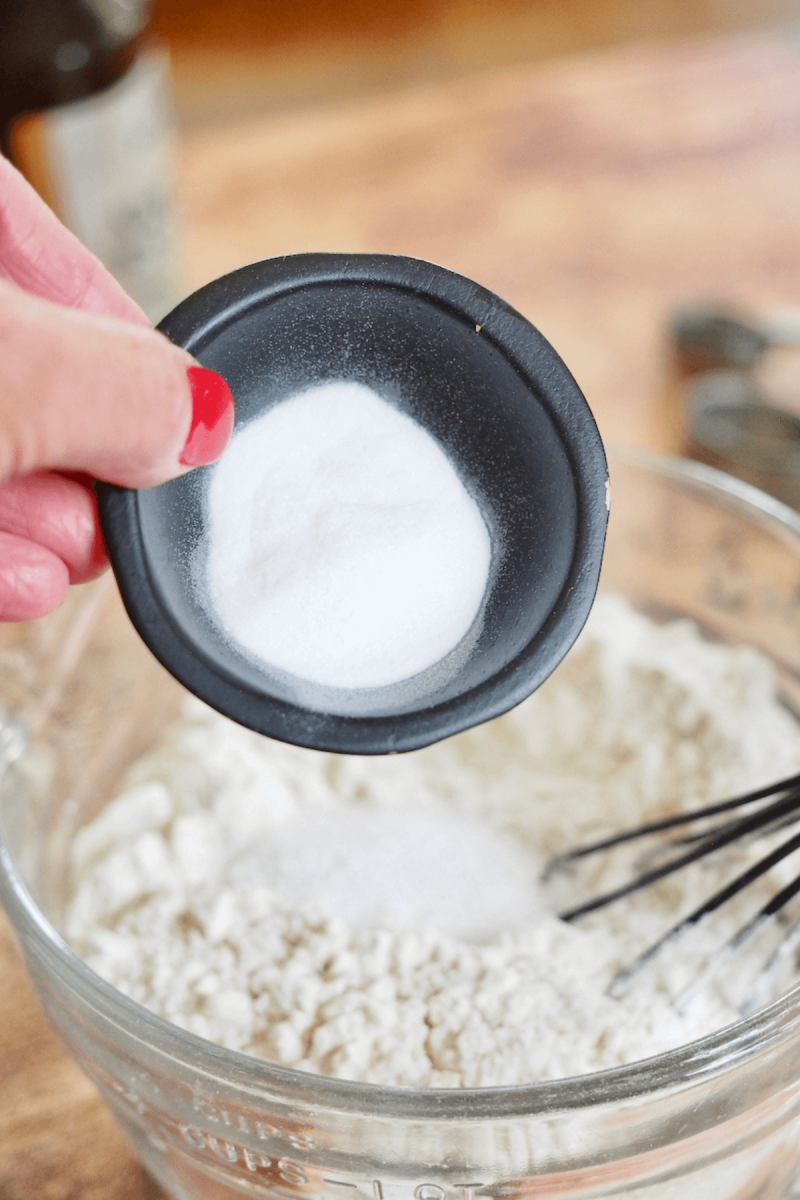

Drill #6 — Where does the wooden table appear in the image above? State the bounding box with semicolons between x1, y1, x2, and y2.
3;31;800;1198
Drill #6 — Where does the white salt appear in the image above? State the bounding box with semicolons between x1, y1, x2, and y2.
205;381;492;690
229;806;544;940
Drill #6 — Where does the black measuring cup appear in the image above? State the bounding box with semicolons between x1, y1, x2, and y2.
99;253;608;754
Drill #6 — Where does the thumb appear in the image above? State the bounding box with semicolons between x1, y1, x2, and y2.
0;279;233;489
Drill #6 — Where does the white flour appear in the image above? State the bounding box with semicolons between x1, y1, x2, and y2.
66;597;800;1086
205;381;491;689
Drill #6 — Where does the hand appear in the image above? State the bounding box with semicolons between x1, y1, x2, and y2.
0;157;233;621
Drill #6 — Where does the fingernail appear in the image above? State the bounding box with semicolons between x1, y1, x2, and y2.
180;366;235;467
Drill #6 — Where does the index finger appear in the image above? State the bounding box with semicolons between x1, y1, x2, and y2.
0;156;149;326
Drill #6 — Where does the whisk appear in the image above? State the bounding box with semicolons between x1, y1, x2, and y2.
544;771;800;1011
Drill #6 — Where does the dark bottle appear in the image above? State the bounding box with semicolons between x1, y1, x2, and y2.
0;0;180;320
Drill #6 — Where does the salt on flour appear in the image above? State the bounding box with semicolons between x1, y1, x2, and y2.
66;596;800;1086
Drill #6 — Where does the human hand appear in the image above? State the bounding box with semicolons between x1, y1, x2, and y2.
0;157;233;621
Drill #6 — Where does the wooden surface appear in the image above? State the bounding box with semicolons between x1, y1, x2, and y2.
177;34;800;454
151;0;800;130
3;32;800;1198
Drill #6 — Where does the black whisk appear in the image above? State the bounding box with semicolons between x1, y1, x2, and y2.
544;772;800;1007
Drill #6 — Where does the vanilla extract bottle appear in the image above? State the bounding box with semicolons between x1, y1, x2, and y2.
0;0;180;320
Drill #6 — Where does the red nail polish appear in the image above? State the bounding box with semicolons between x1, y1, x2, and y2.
180;366;235;467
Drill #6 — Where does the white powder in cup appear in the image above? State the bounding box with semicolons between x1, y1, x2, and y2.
204;381;491;689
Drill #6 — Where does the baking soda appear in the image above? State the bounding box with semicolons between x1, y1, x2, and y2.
205;381;491;689
66;597;800;1086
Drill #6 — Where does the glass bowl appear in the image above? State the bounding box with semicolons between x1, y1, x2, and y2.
4;451;800;1200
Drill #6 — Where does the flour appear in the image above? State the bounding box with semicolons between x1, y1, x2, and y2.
204;381;491;689
66;596;800;1086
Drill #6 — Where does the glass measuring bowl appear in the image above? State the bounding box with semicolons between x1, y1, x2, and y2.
4;451;800;1200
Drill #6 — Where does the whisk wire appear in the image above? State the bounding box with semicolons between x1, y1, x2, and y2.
672;863;800;1012
742;910;800;1015
544;771;800;877
548;772;800;1005
559;784;800;922
609;826;800;996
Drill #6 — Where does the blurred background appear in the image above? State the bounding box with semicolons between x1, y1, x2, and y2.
5;0;800;509
151;0;800;130
151;0;800;503
5;0;800;507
